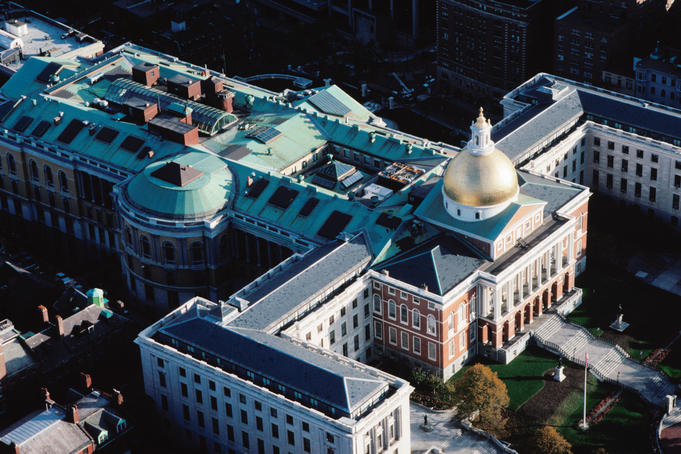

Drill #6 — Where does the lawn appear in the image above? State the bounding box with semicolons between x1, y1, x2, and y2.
555;390;654;454
449;347;558;411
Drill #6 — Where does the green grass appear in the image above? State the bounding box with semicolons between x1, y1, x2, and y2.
556;391;653;454
449;347;558;411
549;374;607;430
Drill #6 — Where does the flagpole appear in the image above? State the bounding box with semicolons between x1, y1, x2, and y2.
582;351;588;429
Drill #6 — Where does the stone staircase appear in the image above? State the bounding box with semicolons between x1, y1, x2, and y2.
532;313;675;407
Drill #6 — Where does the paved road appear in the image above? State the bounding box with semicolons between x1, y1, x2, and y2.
410;403;510;454
532;313;675;407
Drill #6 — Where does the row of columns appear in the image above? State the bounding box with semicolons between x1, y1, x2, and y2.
480;233;574;322
231;229;293;269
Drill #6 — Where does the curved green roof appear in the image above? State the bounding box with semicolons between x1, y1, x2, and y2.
124;152;232;220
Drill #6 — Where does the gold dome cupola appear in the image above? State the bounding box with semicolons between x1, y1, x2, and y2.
442;108;519;221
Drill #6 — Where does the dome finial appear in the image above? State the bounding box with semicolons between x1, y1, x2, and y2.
474;107;488;128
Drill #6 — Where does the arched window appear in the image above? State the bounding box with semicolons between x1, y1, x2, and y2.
400;304;408;324
388;300;396;319
459;303;466;323
163;242;176;264
373;294;382;314
7;154;16;175
190;242;203;264
448;312;455;334
44;166;53;187
427;315;436;335
141;236;151;258
30;160;39;182
58;171;68;193
413;309;420;329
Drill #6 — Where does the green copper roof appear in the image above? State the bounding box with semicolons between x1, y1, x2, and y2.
124;152;233;220
1;57;81;99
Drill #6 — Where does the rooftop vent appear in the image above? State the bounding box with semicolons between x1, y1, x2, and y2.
151;161;204;187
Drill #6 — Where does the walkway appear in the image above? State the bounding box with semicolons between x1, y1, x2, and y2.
532;313;675;407
410;403;511;454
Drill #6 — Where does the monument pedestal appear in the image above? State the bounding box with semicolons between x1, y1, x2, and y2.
554;365;566;382
610;313;629;332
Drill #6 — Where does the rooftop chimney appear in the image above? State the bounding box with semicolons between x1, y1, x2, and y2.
55;315;64;336
80;372;92;392
41;387;52;409
37;305;48;324
69;404;79;424
0;343;6;381
9;441;20;454
112;388;123;407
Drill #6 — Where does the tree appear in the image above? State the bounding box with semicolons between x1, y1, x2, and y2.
449;363;510;432
533;426;573;454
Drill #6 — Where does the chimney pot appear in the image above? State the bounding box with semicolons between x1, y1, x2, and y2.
37;305;49;324
55;315;64;336
113;388;123;406
69;404;79;424
80;372;92;392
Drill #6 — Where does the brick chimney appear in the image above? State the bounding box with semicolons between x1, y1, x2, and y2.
80;372;92;392
112;388;123;407
37;305;48;324
55;315;64;336
0;343;5;381
69;404;79;424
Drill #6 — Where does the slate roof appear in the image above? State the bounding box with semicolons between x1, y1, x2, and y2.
158;318;387;415
229;233;372;331
0;407;92;454
375;235;487;295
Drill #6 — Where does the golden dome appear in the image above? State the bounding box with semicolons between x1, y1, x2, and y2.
442;147;519;207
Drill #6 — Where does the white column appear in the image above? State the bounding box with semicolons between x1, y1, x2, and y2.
568;234;574;264
494;287;501;321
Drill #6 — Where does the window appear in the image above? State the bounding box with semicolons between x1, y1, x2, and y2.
286;414;293;425
449;340;455;359
388;327;397;345
303;438;311;452
427;315;436;335
388;300;396;319
593;137;600;146
387;287;395;295
607;155;613;168
242;432;250;449
374;321;382;339
341;322;347;336
181;383;188;397
651;168;657;181
158;372;166;387
593;150;600;163
364;303;369;317
288;430;295;446
412;309;420;329
195;389;203;404
7;154;16;175
353;314;358;329
400;305;408;324
620;178;627;193
44;166;54;187
197;411;204;427
302;422;309;432
210;396;217;410
373;295;382;314
637;149;644;159
354;335;359;351
141;236;151;258
163;242;176;264
212;417;219;435
223;386;231;397
194;374;201;384
190;242;203;264
621;159;628;172
340;307;346;317
650;187;656;202
635;182;642;198
30;160;39;182
651;154;659;163
607;141;614;150
401;331;409;349
270;408;277;418
606;173;613;189
448;312;455;336
227;425;234;442
183;404;190;420
272;423;279;438
676;175;681;188
239;394;246;404
329;330;335;344
636;164;642;177
241;410;248;424
622;145;629;154
673;194;679;210
365;324;371;340
428;342;437;361
413;337;421;355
